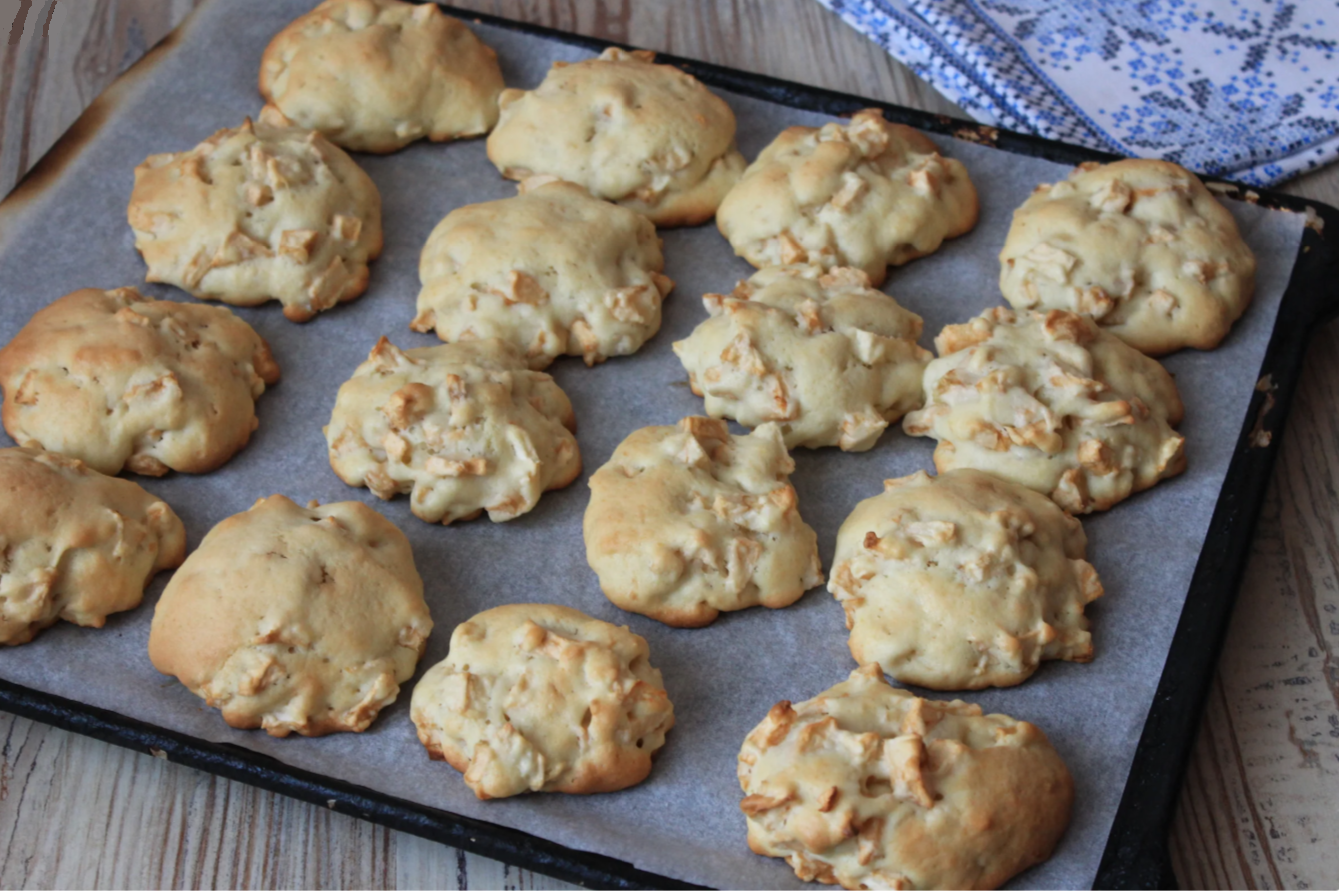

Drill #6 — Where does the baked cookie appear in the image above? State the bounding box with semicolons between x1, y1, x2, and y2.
673;265;930;451
486;48;746;227
829;470;1104;690
325;337;581;524
128;115;382;321
738;664;1073;890
0;448;185;645
1000;159;1256;355
148;495;431;737
259;0;504;154
716;109;978;285
410;603;675;799
0;287;280;476
411;178;674;369
903;308;1186;514
583;417;823;627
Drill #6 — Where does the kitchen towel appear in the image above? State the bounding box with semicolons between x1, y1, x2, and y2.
816;0;1339;186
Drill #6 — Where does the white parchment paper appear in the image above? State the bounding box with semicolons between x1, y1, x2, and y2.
0;2;1307;887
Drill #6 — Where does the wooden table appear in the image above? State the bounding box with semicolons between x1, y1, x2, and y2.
2;2;1337;887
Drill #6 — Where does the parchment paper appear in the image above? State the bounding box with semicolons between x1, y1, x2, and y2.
0;2;1308;887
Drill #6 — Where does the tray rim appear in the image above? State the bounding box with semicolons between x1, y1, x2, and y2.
2;3;1337;888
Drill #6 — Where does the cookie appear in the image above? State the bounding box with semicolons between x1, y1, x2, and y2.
325;337;581;525
673;265;930;451
486;48;746;227
411;178;674;369
716;109;978;285
128;115;382;321
0;448;185;645
148;495;431;737
0;287;281;476
738;664;1073;890
583;417;823;627
259;0;504;154
999;159;1256;355
410;603;675;799
904;308;1186;514
829;470;1104;690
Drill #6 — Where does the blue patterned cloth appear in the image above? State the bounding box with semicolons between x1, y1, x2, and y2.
815;0;1339;186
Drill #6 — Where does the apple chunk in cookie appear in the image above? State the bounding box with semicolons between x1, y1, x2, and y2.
128;115;382;321
674;265;930;451
411;604;674;799
486;48;745;227
0;287;279;476
148;495;432;737
0;448;185;645
903;307;1186;514
830;469;1104;690
716;109;978;285
412;178;674;369
999;159;1255;355
325;338;581;525
584;417;823;627
738;665;1074;890
259;0;504;154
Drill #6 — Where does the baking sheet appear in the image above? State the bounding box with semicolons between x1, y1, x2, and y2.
0;1;1308;887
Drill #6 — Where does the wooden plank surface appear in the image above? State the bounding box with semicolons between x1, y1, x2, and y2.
1;1;1337;888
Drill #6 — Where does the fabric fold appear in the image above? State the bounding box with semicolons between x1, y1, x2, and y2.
816;0;1339;186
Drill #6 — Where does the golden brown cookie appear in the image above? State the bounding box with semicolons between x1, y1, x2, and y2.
716;109;978;285
128;116;382;321
903;308;1186;513
1000;159;1256;355
0;287;280;476
673;265;930;451
583;417;823;627
325;337;581;524
739;664;1073;890
148;495;432;737
0;448;185;645
829;470;1104;690
410;603;675;799
259;0;504;153
486;48;745;227
411;178;674;368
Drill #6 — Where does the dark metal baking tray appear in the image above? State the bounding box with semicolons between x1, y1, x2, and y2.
0;4;1335;888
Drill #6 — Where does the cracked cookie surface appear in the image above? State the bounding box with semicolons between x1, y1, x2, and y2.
0;448;185;645
738;664;1073;890
260;0;504;153
148;495;431;737
829;470;1103;690
583;416;823;627
486;48;745;227
716;109;978;285
410;603;674;799
0;287;280;476
412;178;673;369
903;308;1185;514
128;115;382;321
673;265;930;451
325;337;580;525
999;159;1255;355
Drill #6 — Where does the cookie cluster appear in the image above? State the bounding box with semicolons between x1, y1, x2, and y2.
0;1;1263;887
715;135;1252;891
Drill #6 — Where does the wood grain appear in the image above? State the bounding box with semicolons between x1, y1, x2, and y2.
1;1;1338;888
1169;321;1339;891
0;0;202;196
